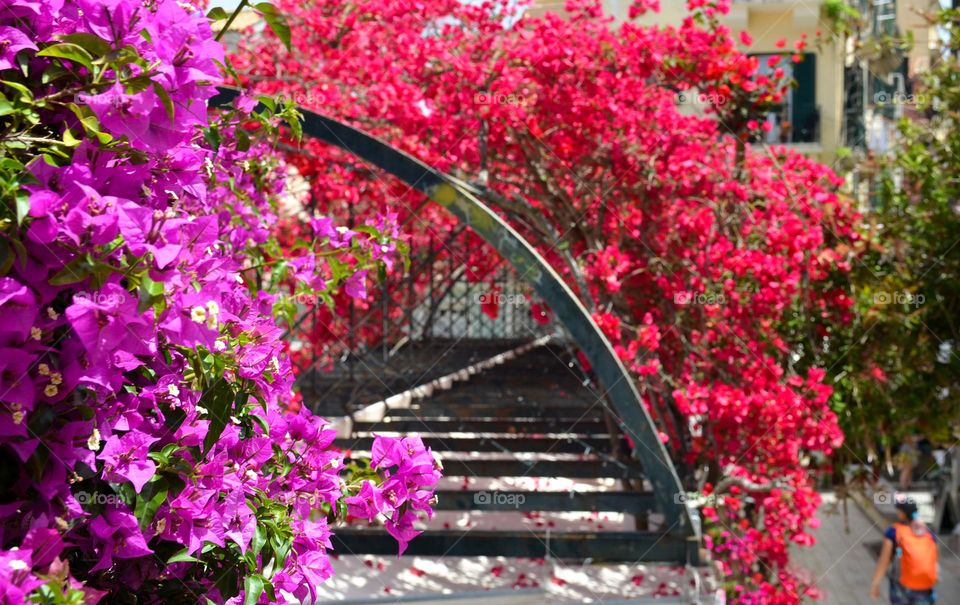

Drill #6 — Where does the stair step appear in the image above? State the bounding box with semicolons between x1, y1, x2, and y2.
387;405;601;419
433;490;656;513
354;418;609;434
336;436;611;454
332;529;695;563
436;459;644;479
326;588;544;605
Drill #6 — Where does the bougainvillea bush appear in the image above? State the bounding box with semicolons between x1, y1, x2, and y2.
0;0;439;603
236;0;858;602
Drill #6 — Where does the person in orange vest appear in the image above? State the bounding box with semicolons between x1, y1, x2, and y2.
870;497;938;604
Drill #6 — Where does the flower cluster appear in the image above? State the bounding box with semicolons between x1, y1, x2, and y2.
0;0;435;602
236;1;856;602
345;436;442;555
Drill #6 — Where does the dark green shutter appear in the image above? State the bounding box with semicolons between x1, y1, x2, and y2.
792;53;817;143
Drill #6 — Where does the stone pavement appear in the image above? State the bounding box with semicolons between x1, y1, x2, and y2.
790;492;960;604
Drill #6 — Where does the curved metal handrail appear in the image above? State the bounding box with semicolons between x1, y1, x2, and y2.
211;88;699;554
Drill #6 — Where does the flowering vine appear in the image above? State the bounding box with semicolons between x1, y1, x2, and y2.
0;0;439;602
236;0;858;602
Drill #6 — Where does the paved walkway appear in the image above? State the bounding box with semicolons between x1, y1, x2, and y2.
790;492;960;604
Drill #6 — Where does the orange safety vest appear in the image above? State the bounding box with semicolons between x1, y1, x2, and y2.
893;522;938;590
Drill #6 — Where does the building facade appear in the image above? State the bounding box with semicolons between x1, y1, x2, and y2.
532;0;939;169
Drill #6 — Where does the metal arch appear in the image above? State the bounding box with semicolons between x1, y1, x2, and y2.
211;88;699;553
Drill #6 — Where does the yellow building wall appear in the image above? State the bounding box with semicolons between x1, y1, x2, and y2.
899;0;938;76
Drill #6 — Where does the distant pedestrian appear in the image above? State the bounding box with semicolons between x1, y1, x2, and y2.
870;497;938;604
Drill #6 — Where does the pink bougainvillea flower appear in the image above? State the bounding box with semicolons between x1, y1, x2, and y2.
344;269;368;299
344;480;385;522
0;278;37;344
98;432;159;492
89;507;152;572
0;548;43;605
0;26;37;70
21;528;65;568
0;348;36;413
223;490;256;554
385;510;422;556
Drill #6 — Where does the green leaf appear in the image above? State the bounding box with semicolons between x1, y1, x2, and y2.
0;80;34;102
49;257;91;285
41;62;73;85
152;82;176;124
207;6;229;21
243;575;265;605
255;95;276;113
200;379;236;455
249;412;270;436
15;192;30;226
37;43;94;71
254;3;292;51
236;127;250;152
280;105;302;140
203;127;221;153
272;537;291;563
160;442;181;459
352;225;380;236
146;451;167;465
167;547;200;565
138;274;166;313
134;477;169;528
66;103;110;142
0;238;14;276
61;127;82;148
262;581;276;602
58;33;112;58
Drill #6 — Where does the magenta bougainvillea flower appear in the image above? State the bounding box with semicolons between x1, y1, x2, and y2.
0;25;36;70
89;507;153;572
0;0;438;602
98;432;160;492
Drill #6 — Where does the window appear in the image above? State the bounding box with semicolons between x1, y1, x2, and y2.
873;0;897;37
751;53;819;144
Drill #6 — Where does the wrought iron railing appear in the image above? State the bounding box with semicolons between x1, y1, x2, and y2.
287;225;554;415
